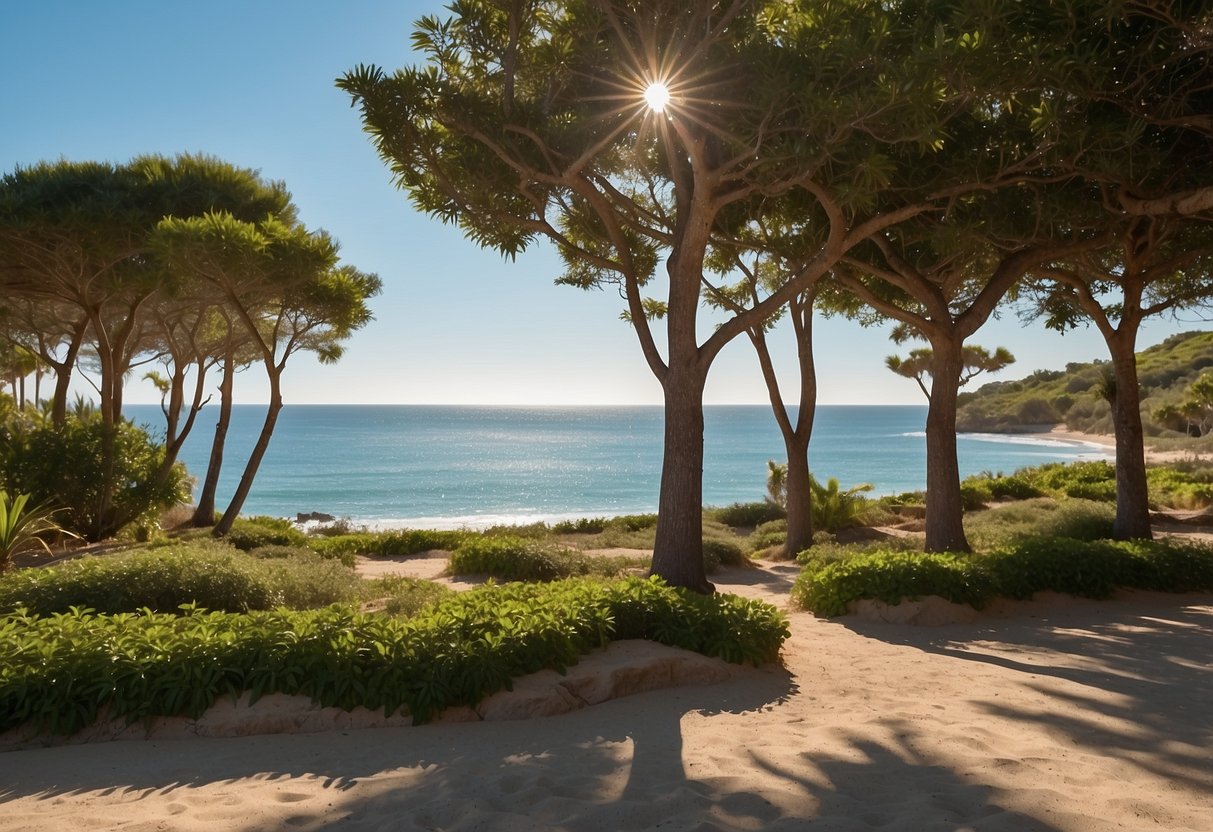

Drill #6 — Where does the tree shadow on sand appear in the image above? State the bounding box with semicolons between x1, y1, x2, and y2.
0;658;794;828
836;592;1213;795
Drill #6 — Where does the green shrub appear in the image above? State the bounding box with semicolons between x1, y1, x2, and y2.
748;519;788;555
964;498;1114;551
607;513;659;532
1;414;189;542
961;472;1044;501
1147;466;1213;510
310;529;467;558
0;543;362;616
707;502;785;528
550;517;610;535
449;535;641;581
0;576;790;736
791;537;1213;616
702;537;746;572
225;517;308;551
960;481;993;511
810;475;874;532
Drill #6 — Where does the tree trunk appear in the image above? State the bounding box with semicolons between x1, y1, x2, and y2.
195;354;236;528
648;364;712;593
783;431;813;556
213;374;282;538
1107;332;1153;540
51;317;88;427
924;336;970;552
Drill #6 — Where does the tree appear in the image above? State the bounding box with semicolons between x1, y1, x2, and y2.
1000;2;1213;539
836;207;1098;552
886;344;1015;402
340;0;1012;589
152;213;380;537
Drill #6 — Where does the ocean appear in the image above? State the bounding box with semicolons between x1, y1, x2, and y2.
125;404;1110;529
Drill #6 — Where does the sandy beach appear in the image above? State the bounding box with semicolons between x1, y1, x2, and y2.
2;550;1211;832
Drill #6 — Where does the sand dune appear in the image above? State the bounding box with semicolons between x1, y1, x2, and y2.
2;556;1211;831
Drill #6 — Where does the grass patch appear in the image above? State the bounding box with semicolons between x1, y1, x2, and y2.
791;537;1213;617
0;576;790;737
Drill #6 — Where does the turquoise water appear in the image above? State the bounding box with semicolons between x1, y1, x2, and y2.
125;405;1110;528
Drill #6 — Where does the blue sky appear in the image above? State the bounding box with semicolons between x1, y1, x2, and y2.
1;1;1198;406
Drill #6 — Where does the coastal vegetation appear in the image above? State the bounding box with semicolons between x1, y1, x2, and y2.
0;567;789;736
0;155;380;543
792;537;1213;617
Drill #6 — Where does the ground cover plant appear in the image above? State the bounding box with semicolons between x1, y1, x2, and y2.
963;461;1213;511
791;537;1213;617
0;542;364;616
449;535;645;581
0;576;790;737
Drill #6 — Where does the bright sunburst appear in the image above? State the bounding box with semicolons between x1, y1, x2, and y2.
643;81;671;113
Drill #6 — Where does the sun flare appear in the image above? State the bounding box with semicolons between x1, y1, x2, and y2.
643;81;671;113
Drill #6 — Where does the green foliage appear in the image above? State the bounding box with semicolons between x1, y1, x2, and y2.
748;519;788;555
1146;465;1213;510
707;502;786;529
961;471;1044;501
791;537;1213;617
960;481;993;511
224;517;309;551
0;543;362;616
1;413;189;542
309;528;468;558
550;517;610;535
0;577;789;735
449;535;642;581
963;498;1114;551
0;491;78;572
810;475;874;532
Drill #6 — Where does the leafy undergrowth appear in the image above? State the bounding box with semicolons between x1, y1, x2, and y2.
0;577;789;737
449;535;647;581
792;537;1213;616
0;542;364;616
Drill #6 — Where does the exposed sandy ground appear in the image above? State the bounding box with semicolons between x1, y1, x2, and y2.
3;549;1211;832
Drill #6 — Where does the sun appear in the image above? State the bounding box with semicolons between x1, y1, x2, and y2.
643;81;671;113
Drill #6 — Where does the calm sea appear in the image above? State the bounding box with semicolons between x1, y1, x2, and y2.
125;405;1109;529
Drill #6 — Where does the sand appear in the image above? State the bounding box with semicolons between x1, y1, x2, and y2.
2;550;1212;832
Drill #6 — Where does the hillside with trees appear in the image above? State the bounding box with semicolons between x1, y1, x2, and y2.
956;331;1213;439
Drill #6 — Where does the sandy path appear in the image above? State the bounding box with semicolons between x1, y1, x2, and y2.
2;556;1211;831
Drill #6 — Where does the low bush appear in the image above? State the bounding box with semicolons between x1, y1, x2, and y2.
748;519;788;555
0;543;362;616
963;498;1114;551
0;576;790;736
551;517;610;535
707;502;785;529
1147;465;1213;510
449;535;641;581
310;529;467;559
701;521;747;571
791;537;1213;616
225;517;308;551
